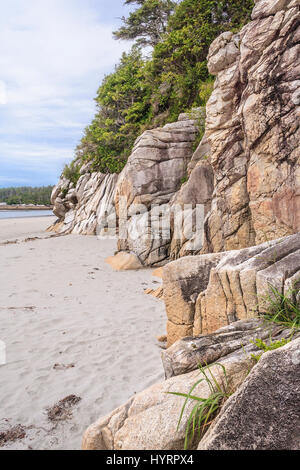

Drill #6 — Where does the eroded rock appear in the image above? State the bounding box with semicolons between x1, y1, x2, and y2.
50;173;118;235
203;0;300;253
82;352;253;450
198;337;300;450
115;113;202;266
163;233;300;346
105;252;143;271
162;319;298;379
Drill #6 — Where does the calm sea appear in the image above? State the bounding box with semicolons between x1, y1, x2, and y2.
0;210;54;220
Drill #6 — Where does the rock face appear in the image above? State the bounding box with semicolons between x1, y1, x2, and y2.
198;337;300;450
115;112;209;266
50;170;118;235
79;0;300;451
203;0;300;253
50;1;299;263
163;233;300;346
169;159;214;260
82;351;253;450
50;111;213;258
162;319;298;379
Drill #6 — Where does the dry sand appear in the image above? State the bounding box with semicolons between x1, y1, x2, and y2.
0;215;56;243
0;217;166;450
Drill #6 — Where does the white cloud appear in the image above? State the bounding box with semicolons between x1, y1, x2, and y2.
0;0;132;185
0;81;7;105
0;176;31;184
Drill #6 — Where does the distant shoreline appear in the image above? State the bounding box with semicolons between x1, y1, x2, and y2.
0;205;53;211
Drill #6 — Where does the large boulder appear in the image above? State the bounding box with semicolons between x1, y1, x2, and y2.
105;251;143;271
203;0;300;253
198;337;300;450
162;319;298;379
115;113;202;266
82;351;253;450
162;252;224;346
163;233;300;346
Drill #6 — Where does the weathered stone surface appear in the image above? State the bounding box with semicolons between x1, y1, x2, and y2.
187;134;211;174
105;252;143;271
162;319;298;379
82;352;253;450
203;0;300;253
163;233;300;346
115;114;200;266
169;158;214;260
144;286;164;300
50;172;118;235
198;337;300;450
162;252;224;347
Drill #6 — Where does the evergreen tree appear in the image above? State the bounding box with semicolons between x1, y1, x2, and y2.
0;186;53;205
74;47;152;174
64;0;254;176
113;0;177;47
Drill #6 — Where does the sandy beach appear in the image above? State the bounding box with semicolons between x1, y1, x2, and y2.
0;216;166;450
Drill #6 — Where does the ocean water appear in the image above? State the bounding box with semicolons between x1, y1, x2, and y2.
0;210;54;220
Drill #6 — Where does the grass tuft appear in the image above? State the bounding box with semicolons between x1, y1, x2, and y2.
250;337;291;363
263;284;300;330
167;363;230;450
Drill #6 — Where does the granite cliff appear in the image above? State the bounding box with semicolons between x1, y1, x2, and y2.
51;0;299;267
77;0;300;451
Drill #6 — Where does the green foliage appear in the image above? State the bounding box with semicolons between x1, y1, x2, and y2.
168;363;230;450
250;337;291;363
0;186;53;205
113;0;176;47
76;47;152;174
62;161;81;186
66;0;254;176
263;284;300;330
148;0;254;120
180;175;188;185
198;77;215;107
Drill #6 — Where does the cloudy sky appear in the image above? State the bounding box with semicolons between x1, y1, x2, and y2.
0;0;132;188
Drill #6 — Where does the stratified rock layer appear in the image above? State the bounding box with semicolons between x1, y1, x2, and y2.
115;113;204;266
203;0;300;253
198;337;300;450
162;319;298;379
50;171;118;235
163;233;300;346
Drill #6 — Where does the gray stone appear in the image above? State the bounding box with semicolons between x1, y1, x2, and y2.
198;337;300;450
163;233;300;346
82;351;253;450
162;319;299;378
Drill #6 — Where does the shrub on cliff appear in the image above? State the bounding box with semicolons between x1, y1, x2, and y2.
148;0;254;121
113;0;177;47
75;47;152;174
67;0;254;175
